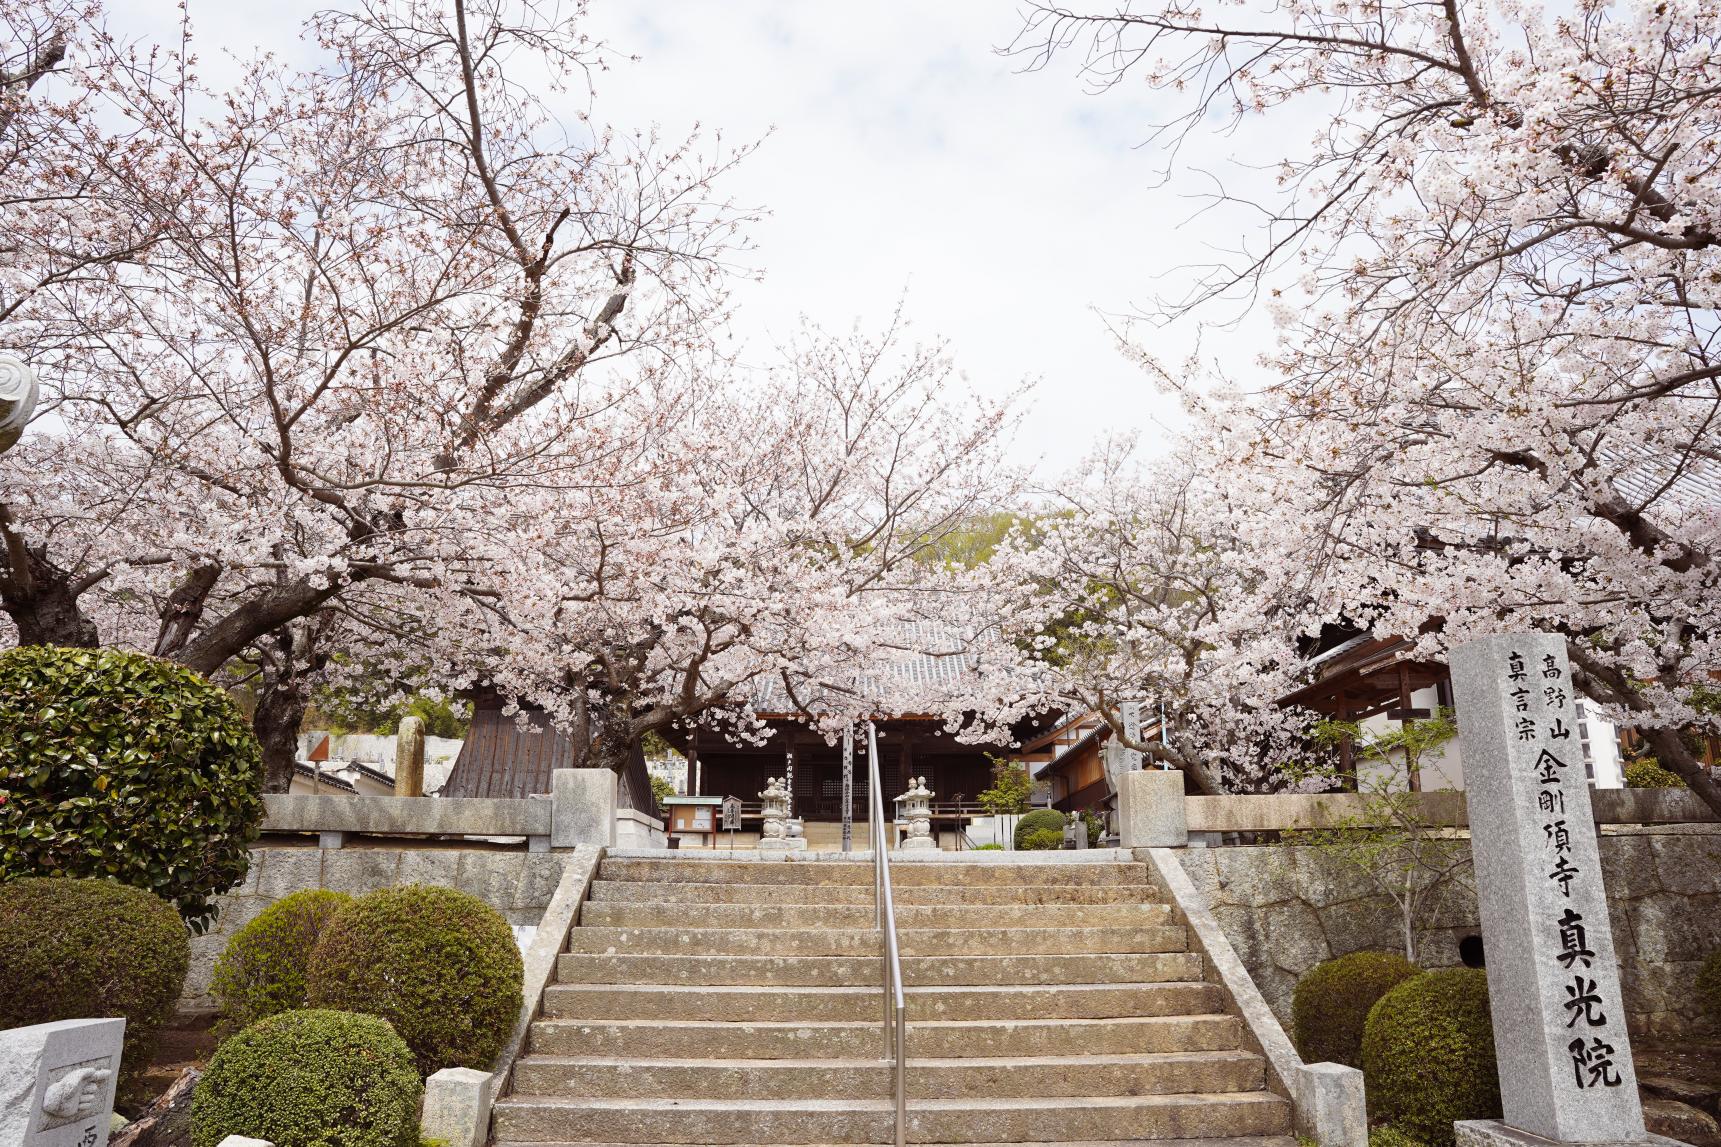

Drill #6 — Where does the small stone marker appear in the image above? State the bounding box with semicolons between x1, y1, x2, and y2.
1450;633;1646;1144
396;714;426;797
0;1017;126;1147
421;1067;495;1147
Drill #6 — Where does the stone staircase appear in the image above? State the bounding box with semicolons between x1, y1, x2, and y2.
491;853;1295;1146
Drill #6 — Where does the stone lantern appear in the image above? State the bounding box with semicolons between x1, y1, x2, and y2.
897;775;936;850
758;777;805;852
0;354;39;454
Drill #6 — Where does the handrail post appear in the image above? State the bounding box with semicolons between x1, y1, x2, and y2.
867;722;907;1147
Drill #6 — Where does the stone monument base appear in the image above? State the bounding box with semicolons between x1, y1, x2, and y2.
758;837;807;852
1457;1120;1690;1147
899;836;937;850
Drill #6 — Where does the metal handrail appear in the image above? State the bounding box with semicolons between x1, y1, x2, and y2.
866;722;908;1147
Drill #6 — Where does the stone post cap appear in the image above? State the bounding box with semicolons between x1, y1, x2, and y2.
427;1066;494;1086
217;1137;275;1147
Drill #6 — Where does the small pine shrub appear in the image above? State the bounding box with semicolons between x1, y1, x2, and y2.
0;646;263;929
1021;827;1066;850
1292;950;1421;1068
1012;808;1065;849
0;878;190;1089
1697;948;1721;1029
306;885;523;1075
1362;968;1500;1147
1624;758;1685;788
189;1009;421;1147
213;889;354;1034
973;843;1005;850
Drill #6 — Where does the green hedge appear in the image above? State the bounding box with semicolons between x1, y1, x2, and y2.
307;885;523;1075
213;890;354;1035
0;878;189;1089
1624;758;1685;788
1292;950;1421;1068
1698;948;1721;1028
1020;827;1065;850
189;1009;421;1147
1362;968;1501;1147
1013;808;1065;849
0;646;263;929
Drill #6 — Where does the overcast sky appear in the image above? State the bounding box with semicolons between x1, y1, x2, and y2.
111;0;1293;474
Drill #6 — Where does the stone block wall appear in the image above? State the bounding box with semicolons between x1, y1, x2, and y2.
1174;825;1721;1040
181;845;570;1014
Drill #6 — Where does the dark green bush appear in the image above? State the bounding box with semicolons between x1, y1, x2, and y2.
1369;1127;1428;1147
213;890;354;1034
189;1009;421;1147
1624;758;1685;788
306;885;523;1075
0;878;189;1088
1020;827;1066;850
973;842;1004;850
1697;948;1721;1028
0;646;264;929
1362;968;1500;1147
1292;950;1421;1067
1013;808;1065;849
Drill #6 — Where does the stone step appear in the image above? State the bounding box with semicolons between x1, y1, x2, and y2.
594;859;1152;888
578;901;1174;930
492;1129;1294;1136
511;1049;1267;1100
564;926;1188;958
555;951;1204;988
587;881;1162;906
542;981;1225;1022
526;1015;1241;1059
491;1092;1292;1144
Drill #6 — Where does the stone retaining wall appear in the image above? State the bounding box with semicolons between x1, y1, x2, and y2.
1175;825;1721;1039
180;844;569;1014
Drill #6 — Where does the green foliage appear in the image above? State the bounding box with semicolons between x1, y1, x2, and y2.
978;756;1033;815
1289;710;1470;962
306;885;523;1076
650;774;676;809
973;843;1004;850
1368;1126;1428;1147
311;683;468;739
1697;948;1721;1027
213;890;354;1035
1624;758;1685;788
1362;969;1500;1147
1291;950;1421;1067
1012;808;1066;849
190;1009;422;1147
1021;827;1065;850
0;646;264;929
0;877;190;1089
1079;809;1104;847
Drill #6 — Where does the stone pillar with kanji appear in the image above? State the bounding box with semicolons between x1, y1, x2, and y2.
1449;633;1674;1147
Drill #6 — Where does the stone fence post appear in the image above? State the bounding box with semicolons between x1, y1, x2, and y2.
550;768;617;849
1118;768;1188;848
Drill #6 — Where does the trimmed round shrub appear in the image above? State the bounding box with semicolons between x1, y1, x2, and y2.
973;843;1004;850
213;889;354;1034
189;1008;422;1147
0;646;264;929
1698;948;1721;1028
1292;950;1421;1068
1362;968;1500;1147
306;885;523;1075
1021;827;1065;850
1370;1127;1428;1147
1013;808;1065;849
0;877;189;1087
1624;758;1685;788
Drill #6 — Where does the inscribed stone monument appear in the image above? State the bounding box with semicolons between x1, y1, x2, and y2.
0;1017;126;1147
1450;633;1645;1144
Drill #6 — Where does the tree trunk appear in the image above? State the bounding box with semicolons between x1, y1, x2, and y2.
582;692;636;776
1638;724;1721;817
253;668;309;794
0;539;98;648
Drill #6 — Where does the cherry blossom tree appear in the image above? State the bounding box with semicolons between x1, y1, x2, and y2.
0;0;759;784
1013;0;1721;813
